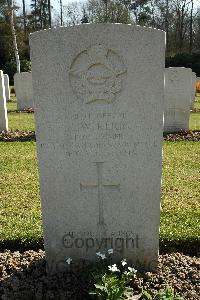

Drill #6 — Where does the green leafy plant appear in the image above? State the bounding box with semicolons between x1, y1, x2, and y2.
142;291;153;299
89;250;137;300
65;252;185;300
92;272;133;300
141;288;184;300
155;288;184;300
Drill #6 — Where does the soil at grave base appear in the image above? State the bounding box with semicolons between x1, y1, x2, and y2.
0;130;35;142
0;250;199;300
163;130;200;141
0;130;200;142
192;108;200;113
7;108;34;114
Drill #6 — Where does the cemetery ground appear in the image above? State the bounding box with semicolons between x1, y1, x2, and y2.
0;95;199;299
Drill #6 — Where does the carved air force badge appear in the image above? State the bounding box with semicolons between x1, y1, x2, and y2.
69;44;127;104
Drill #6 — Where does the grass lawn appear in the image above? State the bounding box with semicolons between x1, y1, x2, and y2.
161;142;200;251
7;97;35;132
0;95;199;252
6;94;200;132
7;101;16;111
194;93;200;110
0;142;41;249
8;112;35;132
189;112;200;130
0;141;199;251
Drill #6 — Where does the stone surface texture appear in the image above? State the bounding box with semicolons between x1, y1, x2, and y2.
30;24;165;273
3;74;10;101
14;72;33;110
164;67;192;133
0;70;8;131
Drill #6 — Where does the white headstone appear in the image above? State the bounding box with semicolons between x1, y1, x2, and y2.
0;70;8;131
14;72;33;110
3;74;10;101
30;24;165;273
164;67;192;133
190;72;196;109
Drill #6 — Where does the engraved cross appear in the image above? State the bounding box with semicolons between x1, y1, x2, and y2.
80;162;120;226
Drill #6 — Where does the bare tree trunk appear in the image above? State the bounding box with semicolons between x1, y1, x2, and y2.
22;0;27;37
34;0;37;29
48;0;51;27
189;0;194;53
7;0;20;73
40;0;43;28
165;0;169;53
102;0;108;22
60;0;63;26
179;0;186;52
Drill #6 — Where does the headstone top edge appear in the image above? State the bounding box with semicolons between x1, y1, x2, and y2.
165;67;192;73
29;23;165;39
166;67;192;70
14;72;31;77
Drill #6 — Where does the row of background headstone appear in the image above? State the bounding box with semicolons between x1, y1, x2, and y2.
4;74;10;101
1;67;198;133
14;72;33;110
164;67;197;132
0;70;8;131
0;67;198;133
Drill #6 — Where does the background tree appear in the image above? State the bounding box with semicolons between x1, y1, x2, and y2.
0;0;13;70
7;0;20;72
30;0;49;29
0;0;200;80
22;0;27;37
59;0;63;25
47;0;51;26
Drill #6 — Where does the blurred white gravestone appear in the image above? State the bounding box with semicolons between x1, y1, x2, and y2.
3;74;10;101
190;72;196;109
14;72;33;110
0;70;8;131
30;24;165;273
164;67;192;133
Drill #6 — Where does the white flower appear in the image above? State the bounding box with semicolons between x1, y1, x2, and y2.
128;266;137;273
96;252;106;260
108;248;114;254
66;257;72;265
121;259;127;266
108;264;120;272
